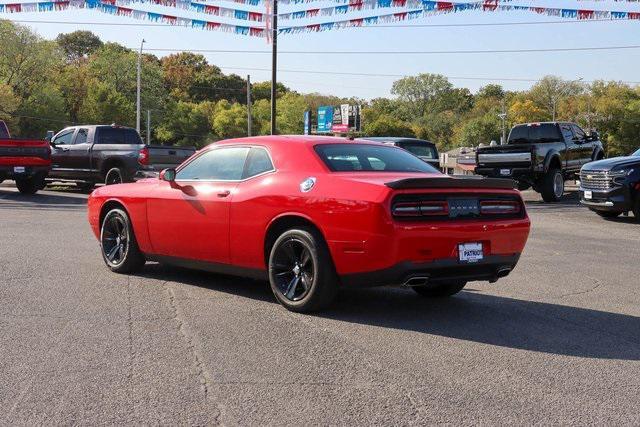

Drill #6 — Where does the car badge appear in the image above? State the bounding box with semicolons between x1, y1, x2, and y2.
300;177;316;193
587;175;593;179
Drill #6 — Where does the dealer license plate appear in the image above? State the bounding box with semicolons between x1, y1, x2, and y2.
584;190;592;200
459;243;484;263
13;166;25;174
499;169;511;176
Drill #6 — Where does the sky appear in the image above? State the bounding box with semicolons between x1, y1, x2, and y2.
2;0;640;100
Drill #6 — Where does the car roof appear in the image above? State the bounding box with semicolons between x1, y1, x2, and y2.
214;135;385;147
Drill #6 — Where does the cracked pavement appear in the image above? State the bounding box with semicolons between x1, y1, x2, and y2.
1;183;639;425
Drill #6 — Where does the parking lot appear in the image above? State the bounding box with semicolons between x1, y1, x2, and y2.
1;181;639;424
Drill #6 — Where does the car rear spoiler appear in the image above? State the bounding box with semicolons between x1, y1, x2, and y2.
385;176;517;190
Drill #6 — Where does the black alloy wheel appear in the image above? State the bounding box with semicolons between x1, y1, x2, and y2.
271;237;315;302
268;228;338;312
100;208;145;273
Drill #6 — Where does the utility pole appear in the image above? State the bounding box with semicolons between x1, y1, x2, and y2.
270;0;278;135
147;110;151;145
498;98;507;145
136;39;146;133
247;75;252;137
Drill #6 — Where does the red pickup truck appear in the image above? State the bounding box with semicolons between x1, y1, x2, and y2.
0;120;51;194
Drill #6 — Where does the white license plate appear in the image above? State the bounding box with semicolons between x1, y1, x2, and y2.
499;169;511;176
13;166;25;173
584;190;592;200
459;243;484;263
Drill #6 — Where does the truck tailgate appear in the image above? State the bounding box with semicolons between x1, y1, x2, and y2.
146;145;195;170
0;138;51;161
476;144;533;167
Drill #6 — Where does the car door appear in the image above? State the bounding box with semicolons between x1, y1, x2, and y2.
146;146;250;264
66;128;92;174
50;128;77;178
559;123;579;171
571;124;593;167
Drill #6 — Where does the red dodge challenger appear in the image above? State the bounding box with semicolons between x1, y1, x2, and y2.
88;136;530;312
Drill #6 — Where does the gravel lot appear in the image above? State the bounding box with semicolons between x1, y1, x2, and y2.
1;182;639;425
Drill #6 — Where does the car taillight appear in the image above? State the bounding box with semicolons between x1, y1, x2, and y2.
480;200;521;215
392;201;449;217
138;147;149;166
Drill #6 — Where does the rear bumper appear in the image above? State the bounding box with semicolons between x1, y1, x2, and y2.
340;254;521;287
0;165;49;180
475;166;536;181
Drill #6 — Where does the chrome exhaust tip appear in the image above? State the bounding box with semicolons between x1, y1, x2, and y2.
496;267;512;278
403;276;430;287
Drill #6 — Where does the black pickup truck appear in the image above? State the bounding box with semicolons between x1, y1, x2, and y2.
475;122;604;202
579;148;640;221
47;125;195;189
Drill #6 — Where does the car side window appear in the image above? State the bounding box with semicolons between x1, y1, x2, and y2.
560;124;574;142
74;128;89;145
176;147;250;181
53;129;75;145
243;147;274;179
571;125;587;142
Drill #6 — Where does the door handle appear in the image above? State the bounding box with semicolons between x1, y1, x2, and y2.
217;190;231;198
61;147;70;152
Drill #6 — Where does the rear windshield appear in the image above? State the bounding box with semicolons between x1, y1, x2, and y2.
399;142;437;160
0;121;9;138
314;144;439;173
508;124;562;144
96;127;142;145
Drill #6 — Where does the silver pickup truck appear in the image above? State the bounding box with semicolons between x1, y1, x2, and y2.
47;125;196;190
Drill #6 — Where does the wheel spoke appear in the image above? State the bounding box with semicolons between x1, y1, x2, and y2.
106;244;120;261
118;244;124;260
300;273;311;291
300;249;311;267
282;241;297;263
285;276;300;299
275;271;293;278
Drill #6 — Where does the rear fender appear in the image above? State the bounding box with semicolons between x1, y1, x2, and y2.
543;151;562;173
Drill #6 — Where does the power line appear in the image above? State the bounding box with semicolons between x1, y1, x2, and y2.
140;45;640;55
209;65;640;85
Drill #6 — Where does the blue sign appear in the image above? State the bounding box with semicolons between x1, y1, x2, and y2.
317;106;334;133
303;110;310;135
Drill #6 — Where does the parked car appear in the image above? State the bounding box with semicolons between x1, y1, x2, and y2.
579;148;640;221
47;125;196;190
475;122;604;202
0;120;51;194
359;137;440;169
87;135;531;312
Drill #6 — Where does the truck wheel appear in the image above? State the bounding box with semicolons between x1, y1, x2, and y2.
15;176;43;195
413;281;467;298
268;227;338;312
540;168;564;202
100;208;146;273
105;167;126;185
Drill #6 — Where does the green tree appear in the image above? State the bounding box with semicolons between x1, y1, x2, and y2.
210;100;248;139
155;101;211;147
363;114;414;137
391;73;453;117
56;31;103;63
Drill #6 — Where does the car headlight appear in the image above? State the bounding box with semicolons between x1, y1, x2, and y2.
610;168;634;184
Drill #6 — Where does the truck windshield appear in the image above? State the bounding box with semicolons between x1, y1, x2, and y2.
315;144;439;173
508;124;562;144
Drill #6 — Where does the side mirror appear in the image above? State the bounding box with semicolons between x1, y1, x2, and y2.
590;131;600;141
160;168;176;182
45;130;54;142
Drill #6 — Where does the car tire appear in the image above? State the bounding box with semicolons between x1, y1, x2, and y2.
268;227;338;312
591;209;622;219
15;176;43;195
412;281;467;298
100;208;146;273
540;168;564;202
105;167;129;185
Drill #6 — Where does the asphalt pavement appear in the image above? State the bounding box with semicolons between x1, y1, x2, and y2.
1;182;639;425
